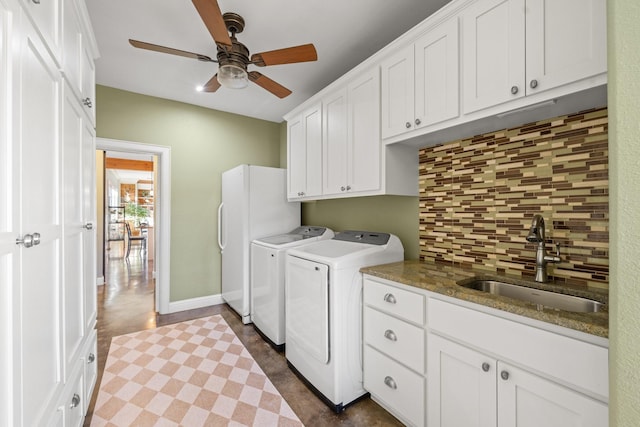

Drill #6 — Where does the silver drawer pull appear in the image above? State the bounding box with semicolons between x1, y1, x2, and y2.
384;376;398;390
482;362;490;372
383;293;397;304
88;353;96;363
384;329;397;342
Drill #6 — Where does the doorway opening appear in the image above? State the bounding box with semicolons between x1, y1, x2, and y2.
96;138;171;314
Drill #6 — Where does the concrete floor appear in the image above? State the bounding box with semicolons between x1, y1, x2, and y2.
84;255;404;426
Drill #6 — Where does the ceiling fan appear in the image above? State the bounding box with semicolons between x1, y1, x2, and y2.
129;0;318;98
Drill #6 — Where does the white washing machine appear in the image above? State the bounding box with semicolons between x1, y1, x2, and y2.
250;226;334;350
285;230;404;412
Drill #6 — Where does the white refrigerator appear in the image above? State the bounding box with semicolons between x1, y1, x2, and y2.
217;165;300;324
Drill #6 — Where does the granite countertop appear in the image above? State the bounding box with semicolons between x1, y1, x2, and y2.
361;260;609;339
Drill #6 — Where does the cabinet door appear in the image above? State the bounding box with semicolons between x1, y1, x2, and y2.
427;333;497;427
525;0;607;95
303;104;323;198
287;115;305;199
82;121;97;331
348;69;380;193
0;1;16;424
462;0;525;113
497;362;608;427
322;88;348;195
287;104;322;199
80;39;95;125
62;82;85;379
19;0;62;61
415;18;460;128
380;45;414;139
14;10;64;425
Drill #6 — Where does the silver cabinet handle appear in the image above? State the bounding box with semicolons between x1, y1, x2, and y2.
341;186;346;191
383;293;397;304
511;86;519;95
415;118;421;126
16;234;34;248
530;79;538;89
346;185;351;191
84;222;93;230
83;97;92;108
32;232;41;246
482;362;490;372
501;370;510;381
384;376;398;390
384;329;397;342
405;122;411;129
70;393;80;409
88;353;96;363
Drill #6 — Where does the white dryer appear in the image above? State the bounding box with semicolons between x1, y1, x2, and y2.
250;226;334;349
285;230;404;412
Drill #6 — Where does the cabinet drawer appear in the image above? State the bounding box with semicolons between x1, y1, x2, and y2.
364;346;425;427
364;306;425;373
364;278;425;325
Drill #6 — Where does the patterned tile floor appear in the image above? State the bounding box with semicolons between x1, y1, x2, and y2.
84;256;403;426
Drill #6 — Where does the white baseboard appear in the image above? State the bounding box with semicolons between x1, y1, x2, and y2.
167;294;225;314
96;276;105;286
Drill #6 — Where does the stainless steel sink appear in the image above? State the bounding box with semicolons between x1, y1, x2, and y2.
459;280;604;313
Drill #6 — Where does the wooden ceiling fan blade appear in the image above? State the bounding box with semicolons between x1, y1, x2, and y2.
129;39;215;62
202;74;221;92
192;0;232;47
248;71;292;98
251;44;317;67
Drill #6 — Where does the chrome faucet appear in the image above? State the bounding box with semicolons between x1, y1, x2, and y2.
526;215;561;282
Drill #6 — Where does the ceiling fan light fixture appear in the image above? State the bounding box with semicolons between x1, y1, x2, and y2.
217;64;248;89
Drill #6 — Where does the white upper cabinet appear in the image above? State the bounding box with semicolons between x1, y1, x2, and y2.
323;70;381;197
19;0;62;62
381;18;460;139
287;103;323;200
462;0;607;114
525;0;607;96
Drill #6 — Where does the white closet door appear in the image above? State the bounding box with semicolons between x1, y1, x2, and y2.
14;10;63;426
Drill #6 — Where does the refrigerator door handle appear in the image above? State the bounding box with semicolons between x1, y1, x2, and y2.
217;202;225;250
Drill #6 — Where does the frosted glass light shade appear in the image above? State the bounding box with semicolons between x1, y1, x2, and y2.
218;64;249;89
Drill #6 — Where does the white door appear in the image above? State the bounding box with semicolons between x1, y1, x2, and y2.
462;0;525;113
82;121;97;332
0;2;15;424
348;69;380;193
322;87;348;195
62;83;85;379
287;115;305;199
14;10;63;425
525;0;607;96
414;17;460;127
285;256;329;364
427;333;497;427
497;361;608;427
302;103;323;198
380;45;414;139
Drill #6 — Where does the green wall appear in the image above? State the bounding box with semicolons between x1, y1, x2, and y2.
301;197;419;259
609;0;640;425
96;86;282;301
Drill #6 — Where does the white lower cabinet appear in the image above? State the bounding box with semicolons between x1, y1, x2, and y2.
363;277;426;427
362;275;609;427
428;333;608;427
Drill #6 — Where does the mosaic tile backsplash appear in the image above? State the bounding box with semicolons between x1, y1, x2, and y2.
419;108;608;290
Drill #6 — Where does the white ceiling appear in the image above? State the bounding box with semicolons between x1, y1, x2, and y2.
85;0;451;123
